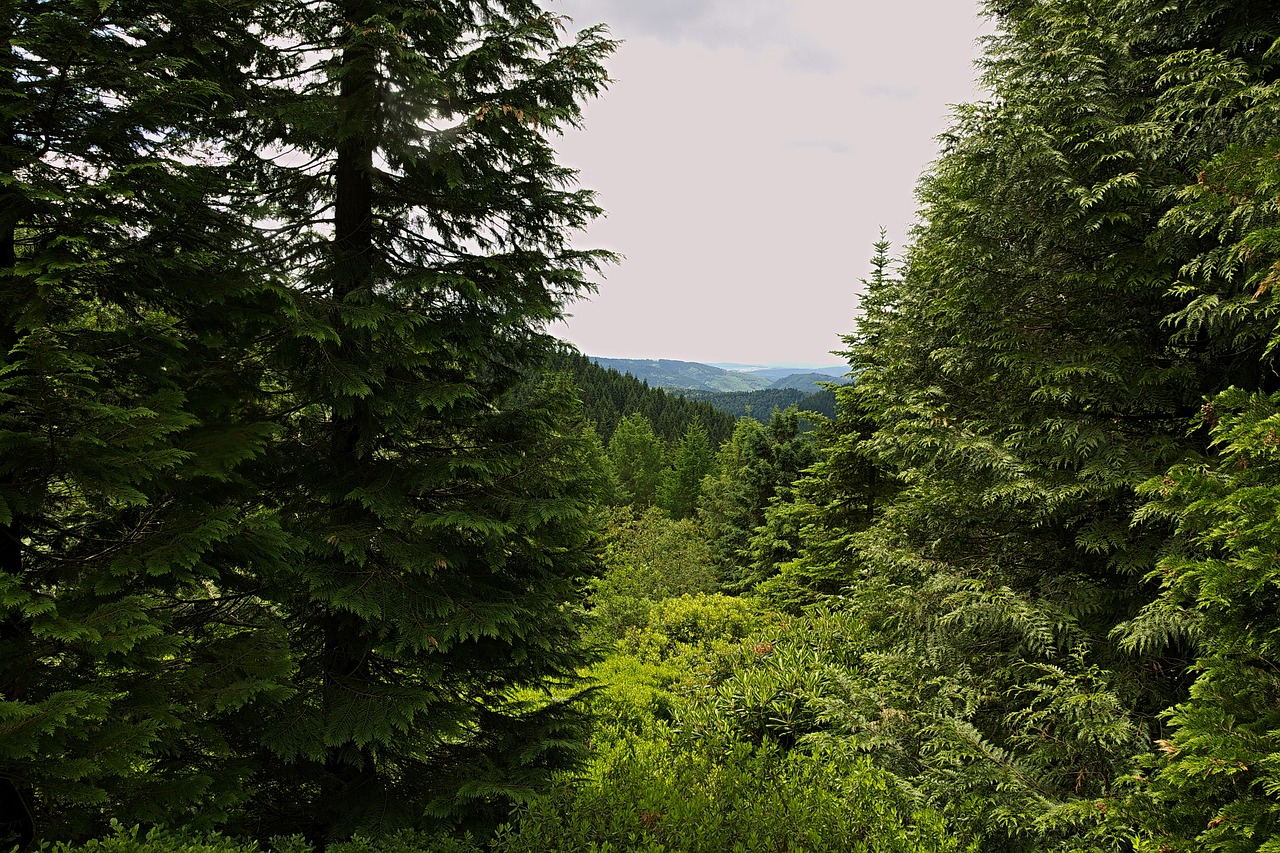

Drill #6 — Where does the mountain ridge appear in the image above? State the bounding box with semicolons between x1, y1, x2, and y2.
589;356;851;393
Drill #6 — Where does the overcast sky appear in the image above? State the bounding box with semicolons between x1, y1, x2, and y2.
547;0;991;366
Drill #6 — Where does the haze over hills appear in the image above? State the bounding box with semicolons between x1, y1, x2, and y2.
589;356;851;394
708;364;850;382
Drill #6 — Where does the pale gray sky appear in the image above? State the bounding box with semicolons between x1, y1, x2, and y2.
550;0;991;366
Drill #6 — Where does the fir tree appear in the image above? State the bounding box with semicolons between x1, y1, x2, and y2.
0;1;293;842
607;413;666;508
657;420;714;520
232;1;616;839
780;3;1280;849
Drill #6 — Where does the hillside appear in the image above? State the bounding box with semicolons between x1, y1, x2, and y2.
677;387;838;421
553;350;736;446
710;364;849;382
769;372;850;392
590;357;773;392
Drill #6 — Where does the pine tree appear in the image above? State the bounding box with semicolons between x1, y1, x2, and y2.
657;420;714;520
0;1;293;842
783;2;1280;849
228;1;616;839
698;408;816;590
607;413;666;508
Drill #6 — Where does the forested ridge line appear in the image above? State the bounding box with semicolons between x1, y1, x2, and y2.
9;1;1280;853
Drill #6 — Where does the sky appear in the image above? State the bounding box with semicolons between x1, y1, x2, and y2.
548;0;992;367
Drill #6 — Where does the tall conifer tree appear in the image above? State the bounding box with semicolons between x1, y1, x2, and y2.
0;1;293;843
234;1;615;838
781;2;1280;848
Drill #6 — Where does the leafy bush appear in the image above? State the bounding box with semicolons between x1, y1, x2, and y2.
492;723;972;853
588;508;718;644
30;825;481;853
622;593;763;661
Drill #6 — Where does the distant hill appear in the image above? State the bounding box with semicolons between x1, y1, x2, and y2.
590;357;773;393
553;351;735;446
711;364;849;383
769;372;851;392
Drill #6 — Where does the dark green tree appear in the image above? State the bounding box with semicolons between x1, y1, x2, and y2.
698;408;816;590
228;1;615;839
787;2;1280;849
0;1;294;843
551;350;734;446
657;421;714;520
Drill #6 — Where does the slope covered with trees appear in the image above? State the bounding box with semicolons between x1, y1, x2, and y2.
679;387;839;420
552;350;735;445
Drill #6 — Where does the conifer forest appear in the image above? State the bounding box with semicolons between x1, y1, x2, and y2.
5;1;1280;851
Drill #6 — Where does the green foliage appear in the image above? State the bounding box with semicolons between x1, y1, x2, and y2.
587;508;717;645
1127;387;1280;851
757;3;1280;851
1;0;617;844
494;728;970;853
0;1;297;840
657;421;715;520
621;593;762;663
678;388;838;421
552;350;735;447
699;408;817;590
606;414;667;508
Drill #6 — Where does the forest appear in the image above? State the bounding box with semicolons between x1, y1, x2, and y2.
5;1;1280;852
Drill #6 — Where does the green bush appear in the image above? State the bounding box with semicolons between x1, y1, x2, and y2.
492;724;971;853
622;593;763;662
30;825;482;853
588;508;719;645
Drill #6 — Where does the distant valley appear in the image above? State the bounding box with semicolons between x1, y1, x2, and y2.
589;356;850;394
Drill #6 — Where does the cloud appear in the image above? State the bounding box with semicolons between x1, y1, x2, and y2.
554;0;844;74
860;82;920;101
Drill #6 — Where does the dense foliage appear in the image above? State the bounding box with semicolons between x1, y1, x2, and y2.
766;2;1280;851
14;1;1280;851
678;387;839;421
1;0;613;845
552;350;735;445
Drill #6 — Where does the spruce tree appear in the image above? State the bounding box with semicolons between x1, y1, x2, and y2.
657;420;714;520
780;2;1280;848
231;1;616;839
0;1;293;842
699;408;816;590
607;413;666;508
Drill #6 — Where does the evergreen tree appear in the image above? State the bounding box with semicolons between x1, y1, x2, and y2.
698;408;816;590
0;1;293;842
228;1;615;839
784;3;1280;849
758;240;895;611
551;350;735;446
657;421;714;520
606;413;665;508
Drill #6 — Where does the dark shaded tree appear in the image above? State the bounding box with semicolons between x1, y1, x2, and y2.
0;1;295;842
228;1;616;840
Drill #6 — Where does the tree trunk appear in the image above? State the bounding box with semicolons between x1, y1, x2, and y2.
318;0;380;833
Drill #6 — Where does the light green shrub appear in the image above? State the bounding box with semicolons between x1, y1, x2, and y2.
492;724;972;853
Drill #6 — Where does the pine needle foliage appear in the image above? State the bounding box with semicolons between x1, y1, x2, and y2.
1;0;616;844
771;2;1280;850
226;1;616;840
0;0;296;843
